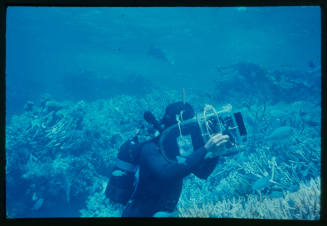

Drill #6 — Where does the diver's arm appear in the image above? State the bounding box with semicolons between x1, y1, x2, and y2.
192;155;219;179
141;134;228;180
141;142;209;180
191;134;229;179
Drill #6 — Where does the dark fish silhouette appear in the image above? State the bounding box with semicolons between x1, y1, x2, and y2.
308;60;315;69
147;45;168;62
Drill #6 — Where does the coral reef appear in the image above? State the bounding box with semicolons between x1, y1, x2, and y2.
178;177;320;220
6;62;321;219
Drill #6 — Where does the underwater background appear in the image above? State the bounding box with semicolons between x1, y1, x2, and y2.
5;6;321;219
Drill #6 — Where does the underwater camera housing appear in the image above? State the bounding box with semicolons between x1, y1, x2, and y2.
197;104;247;156
159;104;247;162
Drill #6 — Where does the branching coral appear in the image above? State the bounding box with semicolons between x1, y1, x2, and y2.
6;63;321;219
178;177;320;219
80;191;124;217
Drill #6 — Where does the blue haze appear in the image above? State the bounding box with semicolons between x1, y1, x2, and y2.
5;6;321;219
6;6;320;117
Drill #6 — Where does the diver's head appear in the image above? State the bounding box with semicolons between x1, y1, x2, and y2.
160;101;195;129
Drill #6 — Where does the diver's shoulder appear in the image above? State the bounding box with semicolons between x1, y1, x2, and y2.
142;141;158;150
141;140;159;154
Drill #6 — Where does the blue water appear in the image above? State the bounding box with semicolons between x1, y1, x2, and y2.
5;6;321;219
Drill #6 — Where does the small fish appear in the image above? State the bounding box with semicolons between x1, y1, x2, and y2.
288;184;299;192
252;176;270;191
32;198;44;211
266;126;293;142
301;168;309;177
269;191;283;198
307;66;321;74
102;181;108;194
112;170;126;177
308;60;315;69
153;211;178;217
147;45;168;62
270;109;287;118
32;192;37;201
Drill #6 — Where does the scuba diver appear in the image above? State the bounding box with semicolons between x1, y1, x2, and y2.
106;95;247;217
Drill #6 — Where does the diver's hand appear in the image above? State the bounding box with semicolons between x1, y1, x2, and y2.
204;133;229;155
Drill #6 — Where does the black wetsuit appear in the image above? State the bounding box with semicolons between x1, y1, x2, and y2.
122;138;218;217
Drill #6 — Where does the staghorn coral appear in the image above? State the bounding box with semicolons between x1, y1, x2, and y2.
178;177;320;220
80;191;124;217
6;63;321;218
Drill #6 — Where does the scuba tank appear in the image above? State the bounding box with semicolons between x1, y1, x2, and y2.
105;135;140;205
105;111;161;205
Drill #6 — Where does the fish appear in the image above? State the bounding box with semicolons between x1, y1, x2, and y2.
308;60;315;69
266;126;294;142
112;170;126;177
307;66;321;74
269;191;284;199
252;176;270;191
270;109;287;119
32;198;44;211
288;184;299;192
301;168;310;177
147;45;168;62
32;192;37;201
153;210;178;217
102;181;108;194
